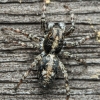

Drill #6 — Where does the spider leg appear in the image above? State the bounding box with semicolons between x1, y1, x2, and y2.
1;27;41;42
61;51;87;67
14;67;32;91
14;52;45;91
41;1;48;33
59;61;70;100
64;32;97;48
3;39;39;49
64;13;75;36
13;41;39;48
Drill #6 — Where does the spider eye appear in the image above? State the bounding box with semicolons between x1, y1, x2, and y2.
48;22;54;29
59;22;66;30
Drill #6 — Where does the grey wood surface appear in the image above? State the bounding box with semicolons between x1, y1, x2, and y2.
0;0;100;100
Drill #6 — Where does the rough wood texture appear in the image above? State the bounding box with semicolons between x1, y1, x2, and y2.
0;0;100;100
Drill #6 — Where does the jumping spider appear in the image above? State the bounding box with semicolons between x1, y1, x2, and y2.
1;2;98;100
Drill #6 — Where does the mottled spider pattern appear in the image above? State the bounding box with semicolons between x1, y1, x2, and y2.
1;2;98;100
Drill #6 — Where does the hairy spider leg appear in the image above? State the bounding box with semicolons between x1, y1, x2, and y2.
3;39;39;49
88;18;98;33
41;1;47;33
88;19;100;42
12;41;39;48
14;52;45;91
1;27;41;42
59;61;70;100
61;51;87;67
64;32;97;48
64;13;75;36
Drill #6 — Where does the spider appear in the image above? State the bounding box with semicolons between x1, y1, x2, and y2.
1;1;98;100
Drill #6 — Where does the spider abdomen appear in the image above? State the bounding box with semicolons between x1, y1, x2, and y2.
38;54;59;87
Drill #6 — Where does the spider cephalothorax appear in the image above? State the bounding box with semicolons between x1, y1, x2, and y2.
1;1;98;100
43;22;65;54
